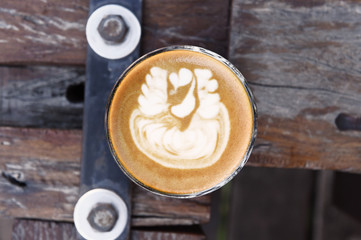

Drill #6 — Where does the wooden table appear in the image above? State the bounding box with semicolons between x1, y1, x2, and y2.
0;0;360;239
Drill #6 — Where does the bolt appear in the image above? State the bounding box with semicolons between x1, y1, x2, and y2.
87;203;118;232
97;15;128;44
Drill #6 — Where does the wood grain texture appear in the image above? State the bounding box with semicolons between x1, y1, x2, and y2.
131;229;206;240
0;66;84;129
12;219;206;240
0;127;81;221
0;127;210;225
0;0;230;65
132;186;210;227
141;0;230;57
229;0;361;172
12;219;77;240
0;0;88;65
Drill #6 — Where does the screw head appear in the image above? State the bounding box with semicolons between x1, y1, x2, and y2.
87;203;118;232
97;15;128;44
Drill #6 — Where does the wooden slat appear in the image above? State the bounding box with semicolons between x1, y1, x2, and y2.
229;0;361;172
0;65;84;129
12;219;206;240
0;0;230;65
132;186;210;227
0;0;88;65
0;127;81;221
0;126;210;225
12;219;77;240
131;229;206;240
141;0;230;57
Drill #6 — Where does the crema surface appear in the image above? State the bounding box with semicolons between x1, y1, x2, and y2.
108;49;254;195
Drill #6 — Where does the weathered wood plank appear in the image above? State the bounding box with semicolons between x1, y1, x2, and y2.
0;66;84;129
0;127;81;221
141;0;230;57
0;127;210;225
12;219;77;240
12;219;206;240
0;0;230;65
132;186;210;227
0;217;13;240
229;0;361;172
131;228;206;240
0;0;88;65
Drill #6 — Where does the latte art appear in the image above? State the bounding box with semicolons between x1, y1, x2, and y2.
107;46;256;196
129;67;230;169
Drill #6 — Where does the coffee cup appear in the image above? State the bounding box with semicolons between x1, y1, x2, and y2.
106;45;257;198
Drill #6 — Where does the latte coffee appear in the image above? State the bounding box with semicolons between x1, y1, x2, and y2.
106;46;256;197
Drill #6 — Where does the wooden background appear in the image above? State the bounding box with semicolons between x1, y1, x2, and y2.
0;0;360;239
230;0;361;173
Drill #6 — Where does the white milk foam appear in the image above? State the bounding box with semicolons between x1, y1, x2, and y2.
129;67;230;169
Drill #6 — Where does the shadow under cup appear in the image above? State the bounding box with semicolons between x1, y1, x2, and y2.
105;46;257;198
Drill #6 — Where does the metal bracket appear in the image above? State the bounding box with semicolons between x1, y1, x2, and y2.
74;1;142;239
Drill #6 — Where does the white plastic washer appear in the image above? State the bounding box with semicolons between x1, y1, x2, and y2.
86;4;141;59
73;188;128;240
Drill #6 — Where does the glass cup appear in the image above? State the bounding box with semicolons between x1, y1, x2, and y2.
105;45;257;198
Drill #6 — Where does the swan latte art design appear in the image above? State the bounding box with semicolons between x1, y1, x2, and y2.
106;47;256;197
130;67;230;169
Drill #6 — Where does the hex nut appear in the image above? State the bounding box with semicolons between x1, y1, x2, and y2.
87;203;118;232
97;15;128;44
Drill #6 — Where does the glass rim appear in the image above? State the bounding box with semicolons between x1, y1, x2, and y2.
105;45;258;198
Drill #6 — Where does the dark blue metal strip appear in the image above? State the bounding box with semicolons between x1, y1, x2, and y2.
80;1;142;239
